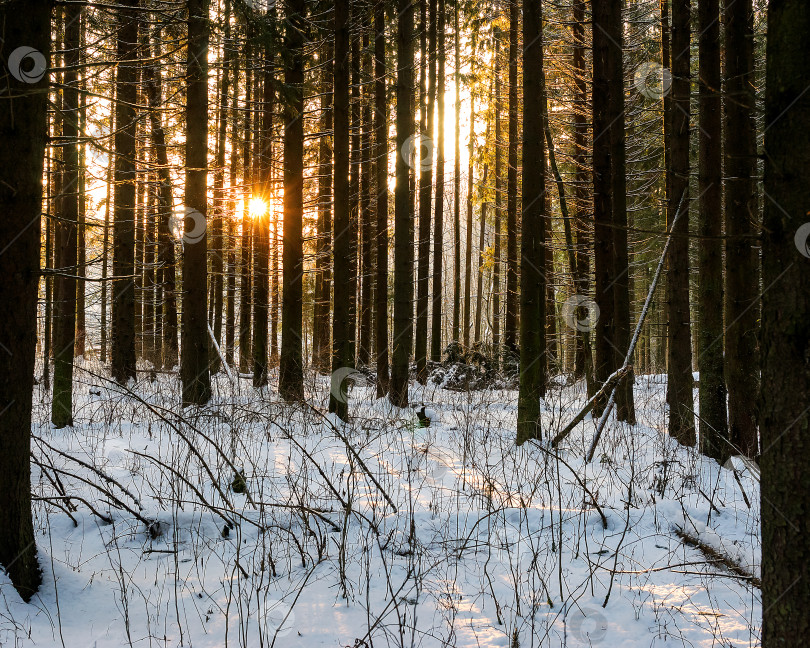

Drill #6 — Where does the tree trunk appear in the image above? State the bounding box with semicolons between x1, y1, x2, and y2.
358;29;373;368
181;0;212;406
0;0;50;601
517;0;546;445
724;0;759;457
452;0;461;343
314;40;333;373
697;0;728;460
492;35;502;366
374;0;390;397
430;0;446;362
390;0;416;407
665;0;696;445
112;0;139;385
463;49;475;349
239;66;253;374
52;2;81;427
330;0;353;418
415;0;437;383
279;0;306;401
760;3;810;643
504;0;519;354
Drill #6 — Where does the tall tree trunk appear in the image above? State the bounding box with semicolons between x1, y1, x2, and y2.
452;0;461;343
112;0;139;384
144;27;179;369
591;0;617;415
239;66;253;373
330;0;353;418
75;27;87;361
666;0;696;445
390;0;416;407
0;0;51;600
253;50;273;389
314;40;333;373
492;35;502;365
724;0;759;457
359;30;373;368
608;0;635;423
760;3;810;643
415;0;437;383
349;29;360;363
430;0;446;362
279;0;306;401
504;0;519;354
517;0;546;445
182;0;212;405
463;87;475;349
697;0;728;460
52;3;81;427
374;0;390;397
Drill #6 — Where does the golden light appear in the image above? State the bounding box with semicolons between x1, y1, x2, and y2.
248;197;268;218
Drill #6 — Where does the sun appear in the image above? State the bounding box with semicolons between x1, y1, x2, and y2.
248;197;268;218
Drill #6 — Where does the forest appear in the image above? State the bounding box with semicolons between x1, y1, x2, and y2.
0;0;808;645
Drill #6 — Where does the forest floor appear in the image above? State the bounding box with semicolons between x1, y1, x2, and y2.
0;363;761;647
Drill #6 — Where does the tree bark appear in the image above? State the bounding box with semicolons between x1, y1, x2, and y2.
0;0;51;601
430;0;446;362
390;0;416;407
760;3;810;643
181;0;212;405
504;0;519;354
516;0;546;445
666;0;696;445
452;0;461;343
279;0;306;401
697;0;728;460
724;0;759;457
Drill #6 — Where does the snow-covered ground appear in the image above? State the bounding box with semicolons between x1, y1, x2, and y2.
1;363;761;647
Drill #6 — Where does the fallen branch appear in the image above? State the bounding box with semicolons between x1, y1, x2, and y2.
675;528;761;589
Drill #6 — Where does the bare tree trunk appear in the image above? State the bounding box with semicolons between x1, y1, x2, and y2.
279;0;306;401
330;0;353;418
430;0;446;362
463;51;475;349
724;0;759;457
666;0;696;445
358;29;373;368
52;3;81;427
181;0;212;405
452;0;461;343
390;0;416;407
492;35;502;366
111;0;139;385
760;3;810;642
0;0;51;601
697;0;728;460
517;0;546;444
374;0;390;397
505;0;519;354
239;66;253;373
415;0;436;383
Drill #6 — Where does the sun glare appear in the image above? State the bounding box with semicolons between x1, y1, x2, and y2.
248;197;268;218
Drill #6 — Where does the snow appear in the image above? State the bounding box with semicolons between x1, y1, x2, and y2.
0;364;761;647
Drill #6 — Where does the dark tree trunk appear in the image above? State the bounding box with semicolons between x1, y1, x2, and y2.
492;35;502;365
144;27;179;369
430;0;446;362
504;0;519;353
452;0;461;343
181;0;212;406
591;0;617;415
314;40;334;373
760;3;810;643
697;0;728;460
517;0;546;445
606;0;635;424
349;31;360;363
463;87;475;349
415;0;437;383
666;0;696;445
112;0;139;385
239;66;253;374
359;29;373;368
724;0;759;457
0;0;51;602
390;0;416;407
330;0;353;418
374;0;390;398
279;0;306;401
53;2;81;428
253;53;273;389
